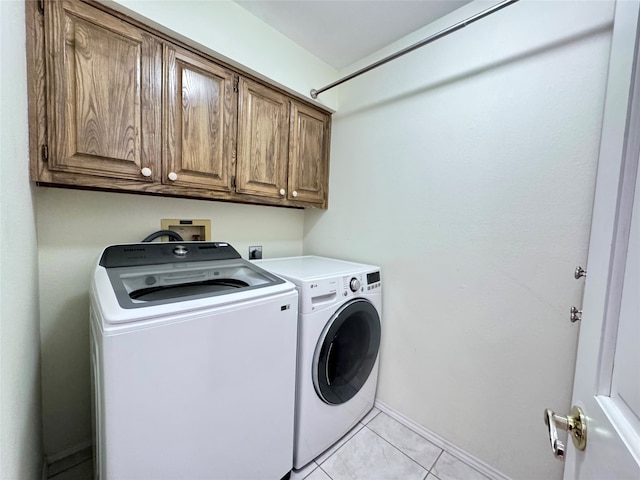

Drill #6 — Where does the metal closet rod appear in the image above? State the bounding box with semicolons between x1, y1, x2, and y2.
310;0;520;99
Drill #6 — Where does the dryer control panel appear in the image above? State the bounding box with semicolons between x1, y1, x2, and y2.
364;270;382;291
342;271;382;295
254;256;381;314
298;270;381;314
342;274;363;295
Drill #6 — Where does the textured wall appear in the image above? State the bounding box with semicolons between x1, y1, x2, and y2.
106;0;339;111
303;2;614;478
0;0;44;477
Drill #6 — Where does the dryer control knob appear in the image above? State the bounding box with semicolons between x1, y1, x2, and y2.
349;277;361;292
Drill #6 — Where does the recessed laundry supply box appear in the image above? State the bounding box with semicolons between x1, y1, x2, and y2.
90;241;298;480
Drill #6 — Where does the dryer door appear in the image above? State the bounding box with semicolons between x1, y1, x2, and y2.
313;298;381;405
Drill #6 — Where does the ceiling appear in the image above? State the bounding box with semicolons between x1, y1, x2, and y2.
234;1;473;70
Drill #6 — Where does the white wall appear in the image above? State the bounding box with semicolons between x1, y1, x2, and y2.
303;1;614;479
105;0;339;111
36;1;336;458
0;1;44;478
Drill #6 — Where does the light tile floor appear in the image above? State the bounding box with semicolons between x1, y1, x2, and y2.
49;408;491;480
290;408;491;480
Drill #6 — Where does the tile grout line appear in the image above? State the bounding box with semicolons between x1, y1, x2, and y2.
363;422;435;476
318;464;334;480
313;422;366;467
304;409;380;478
360;408;381;426
430;450;445;477
375;401;509;480
366;411;445;474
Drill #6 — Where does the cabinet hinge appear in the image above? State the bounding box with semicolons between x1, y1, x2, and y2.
231;176;236;189
37;0;45;14
233;77;239;93
41;144;48;162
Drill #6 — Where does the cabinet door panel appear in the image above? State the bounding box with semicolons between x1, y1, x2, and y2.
288;102;330;206
46;0;160;181
236;78;289;198
164;45;235;190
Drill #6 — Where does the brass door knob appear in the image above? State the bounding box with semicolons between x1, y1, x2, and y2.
543;406;587;459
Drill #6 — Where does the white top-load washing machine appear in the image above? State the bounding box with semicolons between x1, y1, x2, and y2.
255;256;382;469
90;242;298;480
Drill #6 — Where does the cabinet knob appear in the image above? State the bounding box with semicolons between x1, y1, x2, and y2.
168;172;178;181
140;167;152;177
292;190;298;198
279;188;286;196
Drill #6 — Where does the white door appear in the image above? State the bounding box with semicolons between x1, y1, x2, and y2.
550;2;640;478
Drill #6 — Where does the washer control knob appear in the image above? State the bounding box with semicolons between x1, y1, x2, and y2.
173;245;188;257
349;277;361;292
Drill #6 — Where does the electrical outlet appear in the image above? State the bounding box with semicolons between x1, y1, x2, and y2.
249;246;262;260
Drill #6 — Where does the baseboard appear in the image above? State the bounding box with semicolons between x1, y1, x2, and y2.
374;400;512;480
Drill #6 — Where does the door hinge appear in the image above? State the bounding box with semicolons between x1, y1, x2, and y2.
41;144;48;162
231;176;236;189
38;0;45;14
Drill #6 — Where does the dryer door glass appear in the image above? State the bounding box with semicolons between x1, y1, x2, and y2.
313;298;381;405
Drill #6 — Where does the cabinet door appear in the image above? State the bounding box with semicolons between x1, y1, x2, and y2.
45;0;160;182
236;78;289;199
163;45;236;190
288;102;331;207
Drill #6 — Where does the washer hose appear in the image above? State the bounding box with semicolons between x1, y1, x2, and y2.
141;230;184;242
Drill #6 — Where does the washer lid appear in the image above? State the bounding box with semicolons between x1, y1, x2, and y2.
98;243;286;309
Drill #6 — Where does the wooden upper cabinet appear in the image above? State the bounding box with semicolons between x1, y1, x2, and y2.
45;0;161;182
29;0;331;207
288;101;330;207
163;44;236;191
236;77;290;199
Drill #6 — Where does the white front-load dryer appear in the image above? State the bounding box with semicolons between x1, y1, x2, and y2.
256;256;382;469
